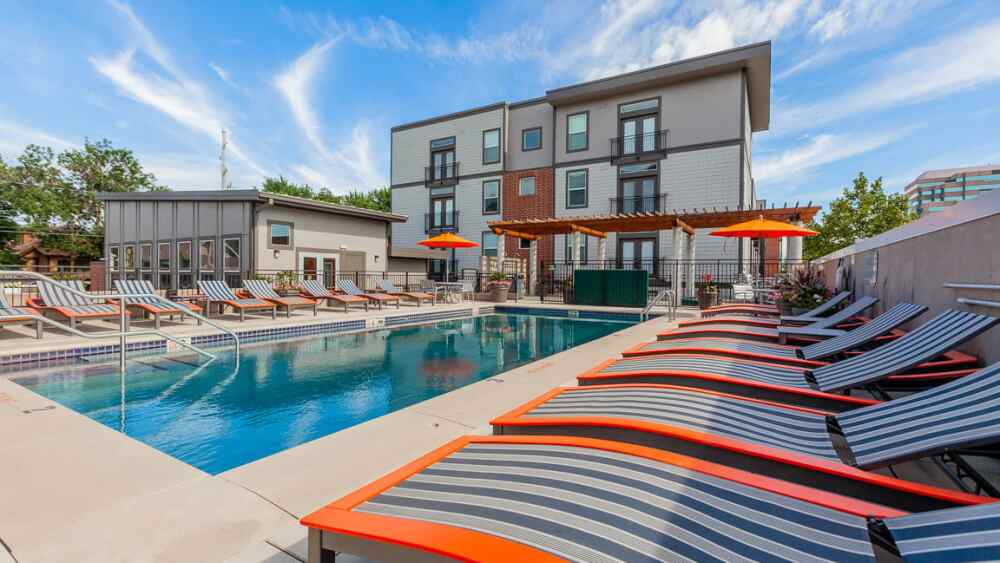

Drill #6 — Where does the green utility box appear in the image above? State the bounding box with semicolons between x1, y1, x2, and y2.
573;270;648;307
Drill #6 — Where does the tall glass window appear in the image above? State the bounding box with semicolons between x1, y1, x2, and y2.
566;169;588;208
109;246;121;271
482;129;500;164
199;240;215;272
567;112;588;152
564;234;588;263
223;238;241;271
482;232;498;258
140;243;152;271
482;180;500;214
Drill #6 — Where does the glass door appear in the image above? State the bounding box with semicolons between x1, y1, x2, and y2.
619;238;655;272
432;197;455;228
620;177;657;213
620;115;657;155
431;149;455;181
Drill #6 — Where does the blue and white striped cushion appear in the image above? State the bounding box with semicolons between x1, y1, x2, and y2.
230;298;270;307
243;279;280;300
336;279;364;296
799;303;926;361
62;304;117;315
198;280;238;302
598;355;812;389
0;307;35;318
837;361;1000;468
38;280;95;308
885;502;1000;562
813;310;999;392
299;279;328;296
636;338;800;359
528;387;838;459
354;442;874;562
114;279;162;305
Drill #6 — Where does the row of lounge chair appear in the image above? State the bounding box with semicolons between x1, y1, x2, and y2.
0;278;441;338
301;292;1000;562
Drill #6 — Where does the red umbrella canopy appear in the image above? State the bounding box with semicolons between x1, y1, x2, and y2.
709;216;818;239
418;232;480;248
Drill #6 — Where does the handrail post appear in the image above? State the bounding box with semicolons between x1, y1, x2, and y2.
118;296;127;373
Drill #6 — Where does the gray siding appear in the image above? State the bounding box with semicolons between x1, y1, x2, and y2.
391;107;505;186
507;102;553;171
455;175;500;270
390;186;428;253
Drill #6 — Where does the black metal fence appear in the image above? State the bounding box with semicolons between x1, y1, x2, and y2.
251;269;523;301
610;130;670;163
608;194;668;215
538;259;809;304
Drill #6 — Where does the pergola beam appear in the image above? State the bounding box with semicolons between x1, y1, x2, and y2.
675;218;695;236
569;224;607;239
491;227;540;241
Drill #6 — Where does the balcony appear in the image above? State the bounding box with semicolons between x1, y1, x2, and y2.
609;130;669;164
425;210;460;233
609;194;667;215
425;162;460;187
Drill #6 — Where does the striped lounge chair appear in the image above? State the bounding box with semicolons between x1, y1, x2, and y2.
377;279;434;306
677;295;878;332
298;280;368;313
492;360;1000;512
243;280;317;318
578;309;999;411
301;435;1000;563
33;280;128;330
658;296;879;344
114;280;202;329
701;290;851;319
336;279;400;310
198;280;276;321
0;293;43;339
625;302;929;368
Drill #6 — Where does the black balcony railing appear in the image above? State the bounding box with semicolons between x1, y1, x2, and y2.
609;194;667;215
425;210;460;233
424;162;460;186
610;130;669;163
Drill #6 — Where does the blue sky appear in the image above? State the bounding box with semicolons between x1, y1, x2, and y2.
3;0;1000;210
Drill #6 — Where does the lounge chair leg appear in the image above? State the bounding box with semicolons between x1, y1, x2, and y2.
240;309;245;322
70;317;76;330
35;320;43;339
271;307;277;320
154;314;161;330
313;304;318;316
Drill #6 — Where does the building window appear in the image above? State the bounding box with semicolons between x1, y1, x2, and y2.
223;238;241;271
158;242;172;290
124;245;136;270
522;127;542;151
482;128;500;164
430;136;455;150
482;180;500;214
566;169;588;208
519;176;536;196
269;221;292;248
178;241;192;271
567;112;588;152
109;246;121;271
619;98;659;114
482;232;498;258
519;238;532;250
565;234;588;264
199;239;215;273
139;243;152;271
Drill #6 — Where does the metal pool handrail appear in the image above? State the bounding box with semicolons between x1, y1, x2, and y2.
0;269;240;371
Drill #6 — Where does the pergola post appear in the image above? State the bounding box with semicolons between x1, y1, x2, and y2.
528;239;538;295
787;220;804;264
686;231;696;301
495;233;505;273
597;237;606;264
672;226;684;302
571;231;582;267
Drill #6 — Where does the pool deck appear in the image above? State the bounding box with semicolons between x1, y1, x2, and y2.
0;302;690;562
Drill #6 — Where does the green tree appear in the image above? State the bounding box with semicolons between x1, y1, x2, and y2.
0;139;166;259
804;172;915;260
259;177;391;212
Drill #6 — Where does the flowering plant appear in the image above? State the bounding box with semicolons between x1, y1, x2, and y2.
774;268;830;309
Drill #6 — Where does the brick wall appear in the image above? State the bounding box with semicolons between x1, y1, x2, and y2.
502;167;554;269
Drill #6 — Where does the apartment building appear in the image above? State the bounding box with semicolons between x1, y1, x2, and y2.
905;165;1000;217
389;42;771;274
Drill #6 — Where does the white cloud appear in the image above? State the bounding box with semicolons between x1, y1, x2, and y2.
809;0;913;42
0;120;75;158
756;127;914;183
275;38;338;163
209;62;239;89
776;19;1000;132
90;1;269;181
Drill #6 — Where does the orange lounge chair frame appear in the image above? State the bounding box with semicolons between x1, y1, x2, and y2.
28;297;130;330
301;435;910;563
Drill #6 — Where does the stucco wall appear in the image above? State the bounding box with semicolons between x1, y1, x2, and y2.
254;205;389;273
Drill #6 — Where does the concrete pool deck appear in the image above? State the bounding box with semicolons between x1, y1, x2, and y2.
0;304;691;562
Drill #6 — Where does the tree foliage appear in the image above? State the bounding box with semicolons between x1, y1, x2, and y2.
0;139;166;258
804;172;915;260
260;176;391;212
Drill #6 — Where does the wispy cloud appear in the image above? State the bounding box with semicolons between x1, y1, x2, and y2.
776;18;1000;132
0;119;75;158
90;0;268;181
275;40;383;191
209;62;239;90
756;127;915;183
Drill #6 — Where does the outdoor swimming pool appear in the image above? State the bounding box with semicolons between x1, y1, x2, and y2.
14;313;631;473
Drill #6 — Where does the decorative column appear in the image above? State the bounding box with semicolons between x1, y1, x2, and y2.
686;231;696;300
528;239;538;295
571;230;582;266
597;236;606;264
787;221;804;264
672;226;684;304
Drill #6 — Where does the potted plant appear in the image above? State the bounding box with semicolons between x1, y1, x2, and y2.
774;268;830;316
274;270;298;296
487;272;510;302
696;273;718;309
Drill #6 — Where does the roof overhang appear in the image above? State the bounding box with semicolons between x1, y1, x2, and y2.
545;41;772;132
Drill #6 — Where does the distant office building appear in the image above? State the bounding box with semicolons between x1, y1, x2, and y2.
905;165;1000;217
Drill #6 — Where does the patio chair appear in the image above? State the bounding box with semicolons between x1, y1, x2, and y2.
198;280;276;321
625;302;930;368
419;279;445;302
658;296;879;344
0;292;43;339
376;279;434;306
702;290;851;319
336;279;400;310
302;434;999;563
576;309;999;411
677;295;878;331
298;280;368;313
492;359;1000;512
243;280;318;318
114;279;202;329
32;280;128;330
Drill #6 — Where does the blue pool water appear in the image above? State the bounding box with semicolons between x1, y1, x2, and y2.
16;313;631;473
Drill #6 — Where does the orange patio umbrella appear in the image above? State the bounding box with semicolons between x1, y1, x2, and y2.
709;216;817;239
418;232;480;281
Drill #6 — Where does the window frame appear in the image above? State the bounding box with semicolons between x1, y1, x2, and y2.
482;128;501;165
565;168;589;209
566;111;589;153
482;179;500;215
482;231;499;258
521;126;542;152
519;237;532;250
223;237;241;272
139;242;153;272
177;240;193;272
109;246;121;272
267;220;294;249
123;245;136;271
518;175;536;196
199;239;216;274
